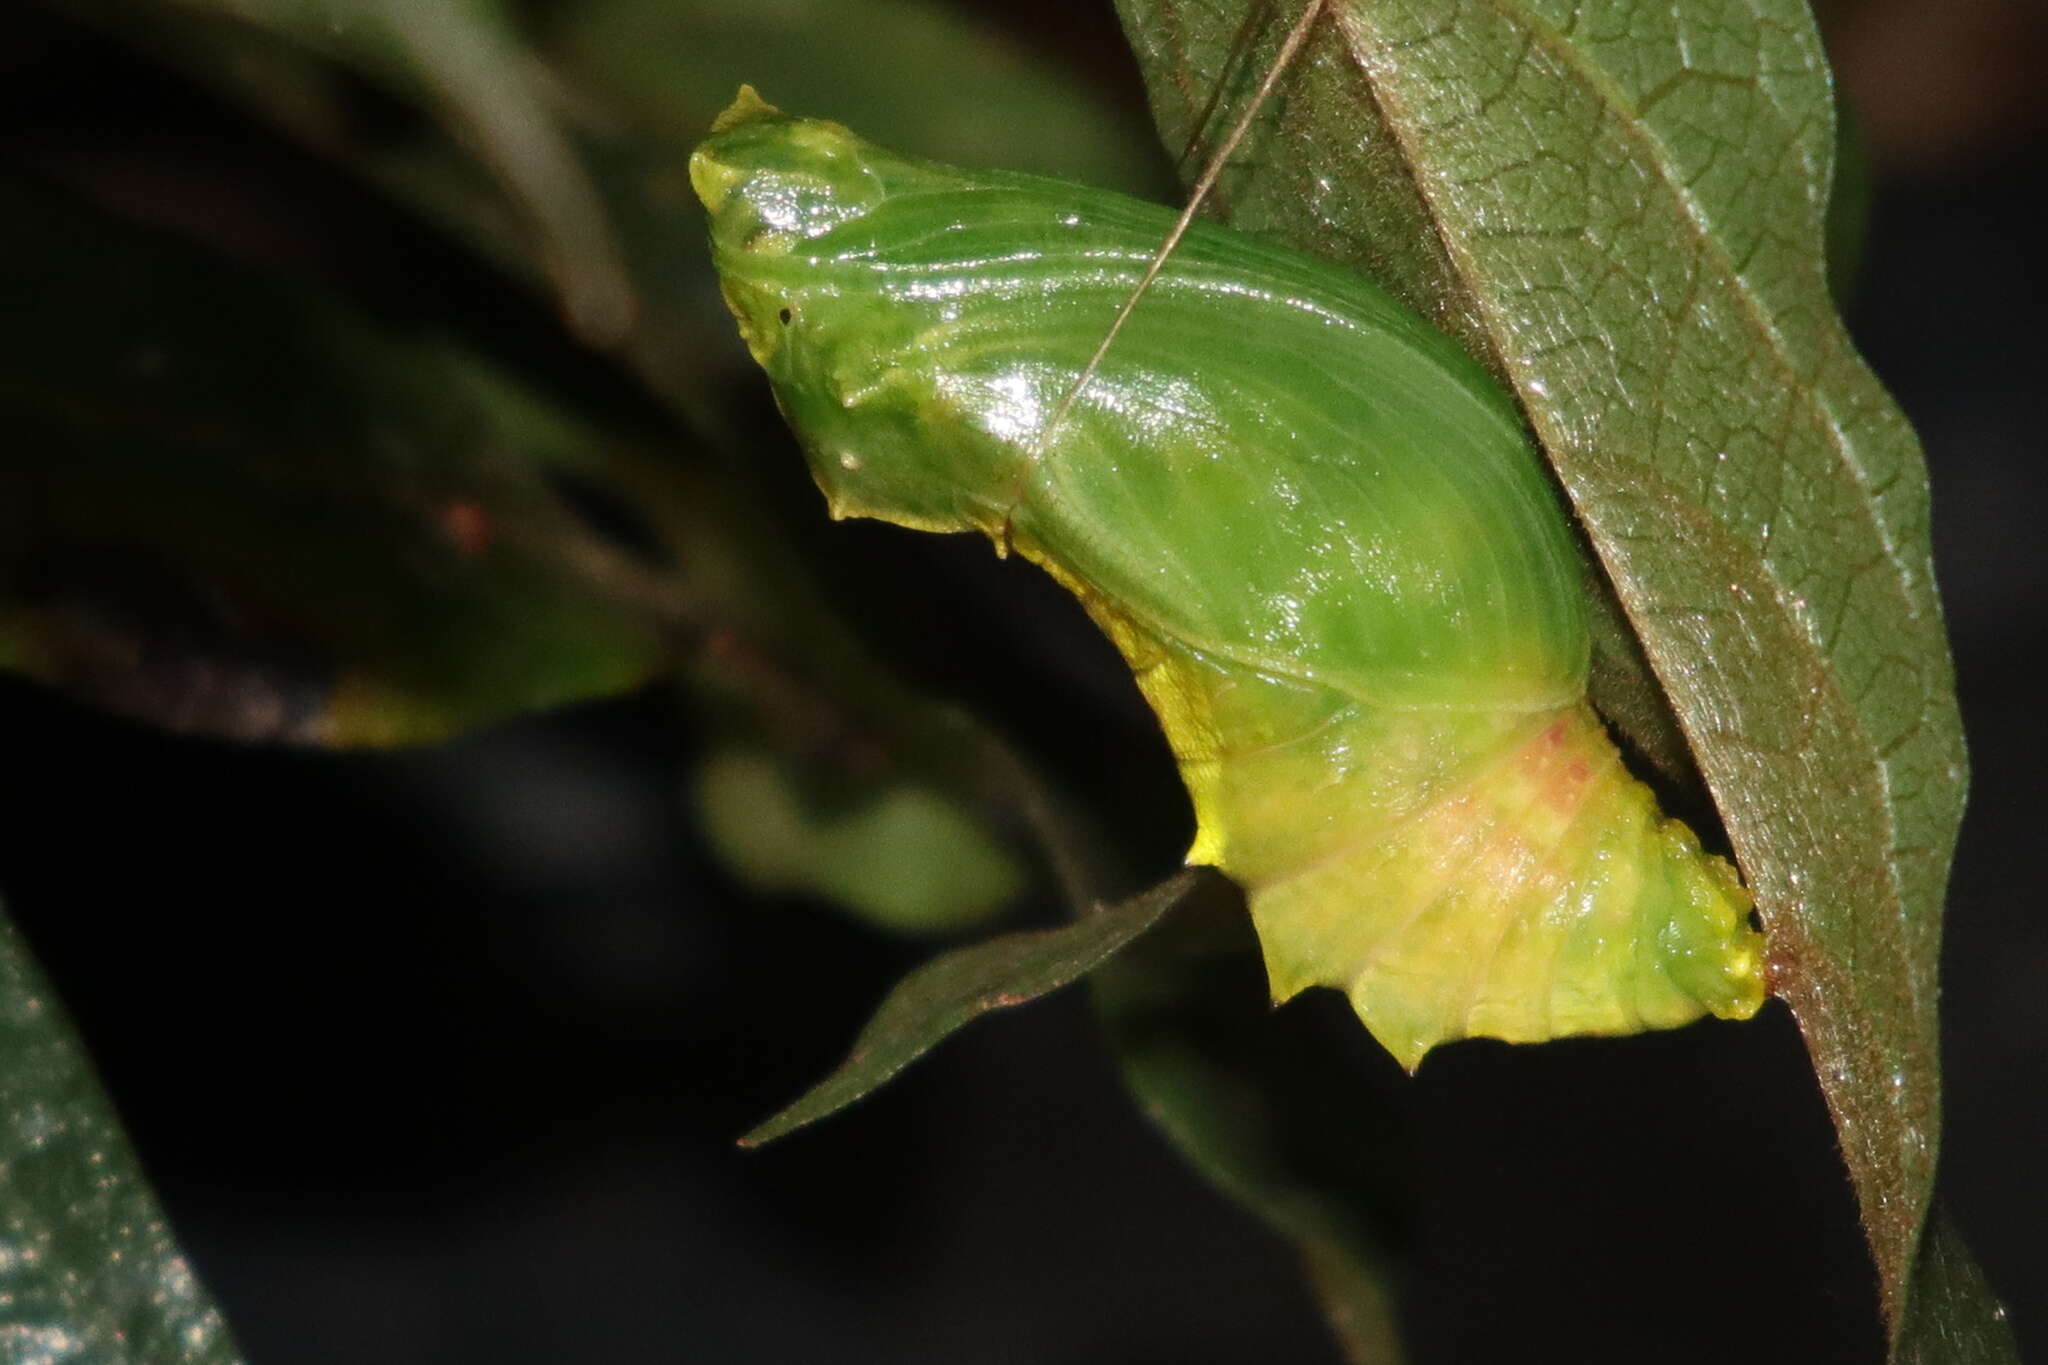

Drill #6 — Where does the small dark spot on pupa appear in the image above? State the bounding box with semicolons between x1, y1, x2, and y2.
778;307;793;325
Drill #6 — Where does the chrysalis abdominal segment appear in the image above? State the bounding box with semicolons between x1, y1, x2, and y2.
693;94;1765;1068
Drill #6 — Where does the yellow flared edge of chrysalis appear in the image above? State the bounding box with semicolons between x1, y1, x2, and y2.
1027;548;1766;1069
1235;701;1765;1070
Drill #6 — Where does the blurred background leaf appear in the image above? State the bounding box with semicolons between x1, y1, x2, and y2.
0;172;671;744
692;747;1021;935
50;0;1169;426
540;0;1168;189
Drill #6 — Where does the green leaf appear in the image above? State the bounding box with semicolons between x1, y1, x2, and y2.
692;747;1024;935
1113;0;1966;1325
1894;1212;2020;1365
0;174;669;744
740;870;1202;1147
542;0;1169;193
51;0;707;414
138;0;637;346
1093;891;1404;1364
1;902;242;1363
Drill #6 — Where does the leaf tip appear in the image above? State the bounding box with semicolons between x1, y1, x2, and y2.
735;1108;803;1150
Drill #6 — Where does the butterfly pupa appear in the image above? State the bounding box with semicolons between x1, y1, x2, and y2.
691;93;1765;1069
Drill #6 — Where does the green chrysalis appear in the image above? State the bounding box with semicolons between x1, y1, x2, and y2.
692;92;1765;1068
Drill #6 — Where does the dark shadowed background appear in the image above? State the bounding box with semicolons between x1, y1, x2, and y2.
0;1;2041;1361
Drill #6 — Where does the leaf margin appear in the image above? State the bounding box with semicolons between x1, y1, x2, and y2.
738;869;1204;1148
